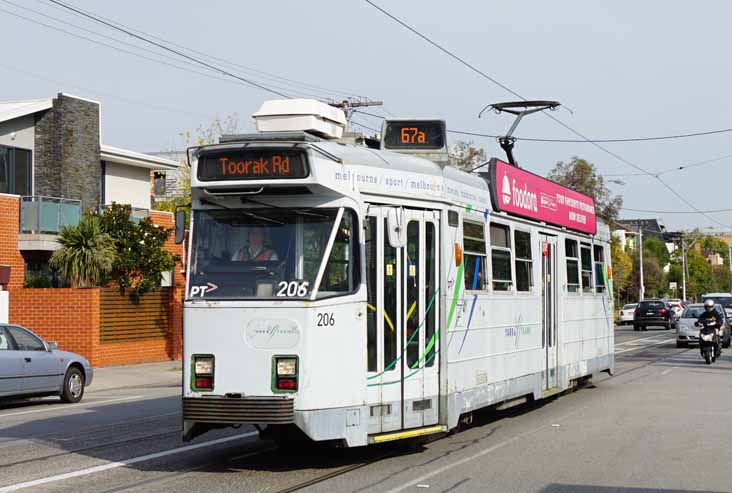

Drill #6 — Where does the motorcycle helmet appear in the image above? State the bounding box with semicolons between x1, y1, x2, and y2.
704;299;715;312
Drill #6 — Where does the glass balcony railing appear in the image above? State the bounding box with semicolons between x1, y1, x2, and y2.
20;196;82;234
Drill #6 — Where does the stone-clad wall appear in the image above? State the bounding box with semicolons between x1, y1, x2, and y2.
34;94;101;210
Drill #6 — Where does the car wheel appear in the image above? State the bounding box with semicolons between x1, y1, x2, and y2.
634;325;640;331
60;367;85;404
724;337;731;349
676;341;688;348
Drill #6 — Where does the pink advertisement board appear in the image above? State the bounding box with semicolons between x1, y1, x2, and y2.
489;158;597;234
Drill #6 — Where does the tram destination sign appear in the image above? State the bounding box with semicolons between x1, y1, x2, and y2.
197;149;309;181
489;158;597;234
383;120;445;150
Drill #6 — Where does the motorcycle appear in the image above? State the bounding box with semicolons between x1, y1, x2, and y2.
696;319;721;365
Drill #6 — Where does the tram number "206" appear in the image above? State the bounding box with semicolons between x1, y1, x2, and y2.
316;312;335;327
276;281;309;297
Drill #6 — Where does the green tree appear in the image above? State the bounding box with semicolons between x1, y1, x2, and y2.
100;203;175;295
642;237;669;267
547;157;623;223
49;215;115;288
610;237;632;304
629;251;665;298
448;140;486;172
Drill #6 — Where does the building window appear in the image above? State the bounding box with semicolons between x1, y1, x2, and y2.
153;171;167;196
594;244;606;293
515;230;533;292
463;220;486;290
565;239;580;293
490;223;512;291
581;243;593;293
0;145;31;195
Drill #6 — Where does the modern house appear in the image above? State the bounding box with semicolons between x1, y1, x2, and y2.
0;93;184;366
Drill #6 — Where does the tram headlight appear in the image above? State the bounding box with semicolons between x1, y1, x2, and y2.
276;358;297;377
194;357;214;376
274;356;298;392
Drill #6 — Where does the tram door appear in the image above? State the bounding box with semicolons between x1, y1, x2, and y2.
540;234;559;390
366;207;440;434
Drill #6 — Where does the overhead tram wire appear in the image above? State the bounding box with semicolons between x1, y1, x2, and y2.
356;109;732;145
0;7;335;100
362;1;732;229
42;0;298;99
605;153;732;178
36;0;367;101
622;206;732;214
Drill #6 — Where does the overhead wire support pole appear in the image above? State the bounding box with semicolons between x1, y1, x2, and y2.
638;228;645;301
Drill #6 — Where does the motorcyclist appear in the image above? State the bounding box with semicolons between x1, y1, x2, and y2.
697;299;723;355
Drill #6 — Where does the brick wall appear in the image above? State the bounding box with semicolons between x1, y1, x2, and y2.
1;201;185;367
9;288;100;362
0;194;24;290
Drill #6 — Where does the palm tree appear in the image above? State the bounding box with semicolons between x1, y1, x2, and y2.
50;215;116;288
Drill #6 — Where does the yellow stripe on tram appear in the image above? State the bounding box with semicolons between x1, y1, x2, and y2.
370;425;446;443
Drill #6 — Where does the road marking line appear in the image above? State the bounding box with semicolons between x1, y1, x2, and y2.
0;432;258;492
615;334;670;346
386;408;586;493
0;396;143;419
615;338;674;354
660;368;674;375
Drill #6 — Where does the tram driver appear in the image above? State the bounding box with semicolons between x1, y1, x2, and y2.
231;226;279;262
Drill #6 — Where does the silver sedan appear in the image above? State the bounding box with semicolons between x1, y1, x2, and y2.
0;324;93;403
676;304;732;349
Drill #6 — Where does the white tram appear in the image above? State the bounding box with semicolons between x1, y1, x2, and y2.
179;100;614;446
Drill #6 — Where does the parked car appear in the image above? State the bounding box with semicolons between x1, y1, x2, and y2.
633;299;675;331
676;303;732;348
619;303;638;325
667;301;684;320
702;293;732;319
0;324;93;403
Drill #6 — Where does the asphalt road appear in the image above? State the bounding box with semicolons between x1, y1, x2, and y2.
1;325;728;493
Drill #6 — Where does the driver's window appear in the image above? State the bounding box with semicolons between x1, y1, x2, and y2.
0;327;13;350
7;326;45;351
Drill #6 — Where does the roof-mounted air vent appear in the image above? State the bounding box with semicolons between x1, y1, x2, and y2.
253;99;347;139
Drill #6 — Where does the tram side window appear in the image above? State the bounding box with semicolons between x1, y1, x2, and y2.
580;243;593;293
514;230;533;292
565;239;580;293
490;223;512;291
594;244;606;293
317;211;360;298
463;221;486;290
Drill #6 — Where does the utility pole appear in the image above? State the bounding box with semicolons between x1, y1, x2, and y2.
681;236;687;301
728;242;731;273
638;228;645;301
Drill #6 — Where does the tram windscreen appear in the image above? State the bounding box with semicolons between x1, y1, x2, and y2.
188;208;359;300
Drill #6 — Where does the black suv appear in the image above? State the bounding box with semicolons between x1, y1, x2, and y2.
633;299;674;331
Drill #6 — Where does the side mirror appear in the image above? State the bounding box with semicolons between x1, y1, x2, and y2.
174;209;186;244
386;208;406;248
47;341;58;351
694;322;700;327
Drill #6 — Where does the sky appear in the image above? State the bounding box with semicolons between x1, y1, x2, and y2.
1;0;731;231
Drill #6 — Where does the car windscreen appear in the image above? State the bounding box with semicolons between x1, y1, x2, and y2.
638;301;664;310
703;296;732;308
682;307;704;318
622;304;636;310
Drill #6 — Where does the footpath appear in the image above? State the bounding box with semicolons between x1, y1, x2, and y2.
89;360;182;392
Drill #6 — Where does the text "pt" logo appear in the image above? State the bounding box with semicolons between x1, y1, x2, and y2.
190;282;218;298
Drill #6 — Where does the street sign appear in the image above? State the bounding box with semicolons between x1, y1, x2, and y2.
669;282;678;290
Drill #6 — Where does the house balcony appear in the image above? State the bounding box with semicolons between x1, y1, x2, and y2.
18;196;82;251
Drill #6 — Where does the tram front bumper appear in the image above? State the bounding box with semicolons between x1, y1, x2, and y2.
182;396;368;447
